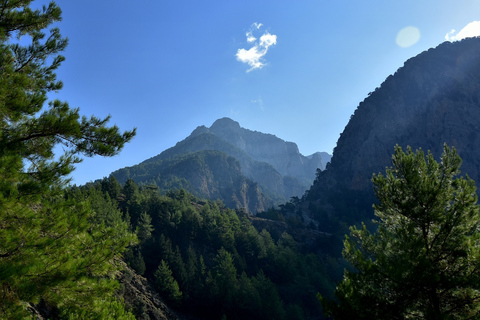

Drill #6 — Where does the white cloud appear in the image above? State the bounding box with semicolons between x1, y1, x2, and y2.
251;97;264;110
445;21;480;41
252;22;263;29
236;23;277;72
260;33;277;47
237;47;264;70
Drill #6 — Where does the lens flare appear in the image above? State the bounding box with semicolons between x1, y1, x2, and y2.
396;26;421;48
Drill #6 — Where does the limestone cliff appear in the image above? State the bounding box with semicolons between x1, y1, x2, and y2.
208;117;325;183
306;37;480;224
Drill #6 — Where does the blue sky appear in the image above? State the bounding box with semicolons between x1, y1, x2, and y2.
46;0;480;185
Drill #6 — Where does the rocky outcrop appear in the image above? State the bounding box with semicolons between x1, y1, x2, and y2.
118;263;194;320
28;262;191;320
208;118;325;183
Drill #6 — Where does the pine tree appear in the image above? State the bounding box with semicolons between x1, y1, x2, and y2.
320;145;480;319
121;179;142;228
154;260;183;305
136;211;154;243
0;1;135;317
210;248;238;311
101;175;123;203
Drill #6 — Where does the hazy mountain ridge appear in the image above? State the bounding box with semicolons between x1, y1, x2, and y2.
114;118;329;213
147;117;327;184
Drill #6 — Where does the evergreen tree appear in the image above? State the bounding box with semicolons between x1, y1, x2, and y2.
101;175;123;202
121;179;142;228
320;145;480;319
253;271;286;320
136;211;154;243
210;248;238;312
125;248;146;276
235;272;261;316
154;260;183;305
0;0;135;317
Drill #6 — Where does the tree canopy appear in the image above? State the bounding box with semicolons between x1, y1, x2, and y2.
0;1;136;317
320;144;480;319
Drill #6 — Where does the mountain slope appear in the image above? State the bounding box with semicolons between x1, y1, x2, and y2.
113;150;267;213
147;118;326;187
206;118;325;183
305;37;480;225
114;118;330;213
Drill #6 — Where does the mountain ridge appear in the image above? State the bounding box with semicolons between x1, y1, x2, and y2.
113;118;331;213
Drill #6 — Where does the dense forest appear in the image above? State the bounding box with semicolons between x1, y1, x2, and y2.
68;177;343;319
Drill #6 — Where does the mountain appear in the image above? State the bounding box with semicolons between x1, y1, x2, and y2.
113;150;268;213
112;118;329;213
304;37;480;227
203;118;326;182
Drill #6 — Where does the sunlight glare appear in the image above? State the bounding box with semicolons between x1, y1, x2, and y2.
396;26;421;48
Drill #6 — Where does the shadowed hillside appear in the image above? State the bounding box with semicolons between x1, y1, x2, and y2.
304;37;480;227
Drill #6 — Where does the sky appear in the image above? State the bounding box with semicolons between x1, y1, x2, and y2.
39;0;480;185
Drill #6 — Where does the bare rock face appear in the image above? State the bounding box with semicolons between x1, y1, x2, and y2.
208;117;325;182
307;37;480;221
28;262;191;320
118;262;195;320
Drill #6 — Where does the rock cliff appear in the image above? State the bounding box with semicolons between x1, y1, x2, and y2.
306;37;480;224
208;117;325;183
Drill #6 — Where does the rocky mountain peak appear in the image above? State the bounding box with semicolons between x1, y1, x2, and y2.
190;125;209;136
115;117;331;213
210;117;241;131
205;119;325;181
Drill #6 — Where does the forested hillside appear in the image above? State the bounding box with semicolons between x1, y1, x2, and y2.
112;150;269;213
70;177;339;320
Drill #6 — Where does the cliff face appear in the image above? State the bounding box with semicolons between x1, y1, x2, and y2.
208;117;325;183
307;37;480;221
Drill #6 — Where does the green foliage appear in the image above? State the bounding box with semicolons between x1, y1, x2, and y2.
124;248;146;276
0;1;135;317
100;175;123;202
120;178;143;228
154;260;183;304
136;212;154;243
209;248;238;308
320;145;480;319
93;178;332;319
59;298;136;320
